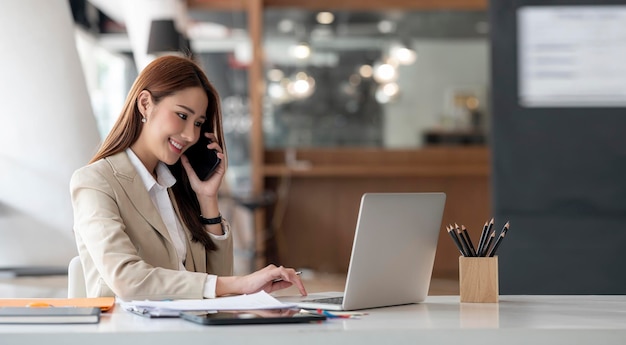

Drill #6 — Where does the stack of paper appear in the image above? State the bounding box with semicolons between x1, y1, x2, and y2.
121;291;296;318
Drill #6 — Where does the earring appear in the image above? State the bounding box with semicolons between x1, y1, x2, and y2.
141;117;147;123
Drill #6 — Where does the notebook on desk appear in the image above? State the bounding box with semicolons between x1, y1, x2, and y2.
0;307;101;324
0;297;115;312
277;192;446;311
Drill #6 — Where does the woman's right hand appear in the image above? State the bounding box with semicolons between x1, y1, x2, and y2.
216;264;307;297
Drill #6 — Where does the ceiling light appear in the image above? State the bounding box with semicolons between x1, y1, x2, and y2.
359;64;373;78
382;82;400;97
294;71;309;80
390;44;417;65
373;62;398;83
375;87;390;104
376;83;400;104
377;20;396;34
278;19;295;33
290;42;311;59
267;82;288;103
267;68;284;82
234;42;252;65
316;12;334;25
349;74;361;86
287;73;316;99
292;79;311;94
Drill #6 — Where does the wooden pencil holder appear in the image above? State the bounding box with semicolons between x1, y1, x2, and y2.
459;256;499;303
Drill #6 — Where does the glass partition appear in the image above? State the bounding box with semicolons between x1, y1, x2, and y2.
262;10;490;149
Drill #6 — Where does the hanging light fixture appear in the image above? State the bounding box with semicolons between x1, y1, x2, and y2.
289;41;311;60
316;12;335;25
372;61;398;83
375;82;400;104
389;41;417;65
287;72;316;99
147;19;185;54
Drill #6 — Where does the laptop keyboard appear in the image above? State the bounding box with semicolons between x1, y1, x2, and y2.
307;296;344;305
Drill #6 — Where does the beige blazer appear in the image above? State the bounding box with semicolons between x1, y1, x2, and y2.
70;151;233;300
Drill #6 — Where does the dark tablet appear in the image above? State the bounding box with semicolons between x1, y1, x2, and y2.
180;309;326;325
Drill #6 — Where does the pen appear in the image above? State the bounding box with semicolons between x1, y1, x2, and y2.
315;309;365;319
272;271;302;283
299;309;367;319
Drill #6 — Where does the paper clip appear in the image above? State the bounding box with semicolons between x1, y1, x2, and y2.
126;306;149;315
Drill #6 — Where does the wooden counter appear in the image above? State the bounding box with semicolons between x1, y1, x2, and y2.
261;146;491;279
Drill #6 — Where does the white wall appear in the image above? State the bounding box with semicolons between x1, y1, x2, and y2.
0;0;100;267
383;39;489;148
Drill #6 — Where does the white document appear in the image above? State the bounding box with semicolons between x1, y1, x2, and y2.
121;291;295;312
518;6;626;107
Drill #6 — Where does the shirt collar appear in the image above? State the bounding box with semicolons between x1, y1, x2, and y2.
125;148;176;190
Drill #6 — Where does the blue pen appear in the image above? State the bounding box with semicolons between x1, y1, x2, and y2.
316;309;352;319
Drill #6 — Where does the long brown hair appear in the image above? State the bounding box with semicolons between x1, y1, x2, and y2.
91;55;224;251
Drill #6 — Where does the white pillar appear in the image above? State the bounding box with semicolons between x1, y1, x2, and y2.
0;0;100;267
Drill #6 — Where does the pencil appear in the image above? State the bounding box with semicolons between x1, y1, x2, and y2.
487;221;510;257
455;223;473;257
447;225;466;256
480;230;496;257
461;225;477;257
476;219;491;257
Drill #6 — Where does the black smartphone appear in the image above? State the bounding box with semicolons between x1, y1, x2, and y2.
180;310;326;326
184;133;221;181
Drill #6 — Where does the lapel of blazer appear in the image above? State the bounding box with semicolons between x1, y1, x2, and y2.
168;189;207;273
106;152;173;245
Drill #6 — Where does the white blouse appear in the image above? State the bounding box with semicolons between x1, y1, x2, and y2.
126;148;225;298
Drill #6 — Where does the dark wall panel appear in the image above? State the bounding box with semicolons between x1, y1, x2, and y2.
490;0;626;293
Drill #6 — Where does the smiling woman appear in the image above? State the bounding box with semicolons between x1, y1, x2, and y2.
69;55;308;301
87;55;226;250
132;86;209;168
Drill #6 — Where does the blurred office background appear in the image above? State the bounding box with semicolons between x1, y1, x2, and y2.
1;0;624;297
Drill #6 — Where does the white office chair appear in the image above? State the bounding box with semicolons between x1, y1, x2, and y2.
67;256;87;298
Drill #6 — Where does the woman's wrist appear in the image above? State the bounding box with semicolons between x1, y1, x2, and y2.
215;276;242;296
198;195;220;219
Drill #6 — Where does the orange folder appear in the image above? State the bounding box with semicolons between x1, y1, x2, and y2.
0;297;115;312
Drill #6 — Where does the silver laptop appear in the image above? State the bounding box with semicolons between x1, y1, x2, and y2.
277;192;446;311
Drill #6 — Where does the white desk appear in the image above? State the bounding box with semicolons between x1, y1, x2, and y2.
1;295;626;345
